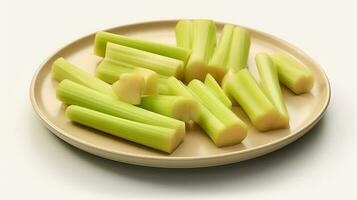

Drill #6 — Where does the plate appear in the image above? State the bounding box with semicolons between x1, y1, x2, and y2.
30;20;330;168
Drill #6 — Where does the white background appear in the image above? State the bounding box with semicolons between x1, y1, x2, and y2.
1;0;357;199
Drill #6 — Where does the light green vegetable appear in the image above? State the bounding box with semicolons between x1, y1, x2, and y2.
256;53;289;128
204;74;232;108
223;69;280;131
226;26;251;72
66;105;183;153
176;20;193;49
94;31;191;64
140;95;198;123
112;73;145;105
270;52;314;94
51;57;117;99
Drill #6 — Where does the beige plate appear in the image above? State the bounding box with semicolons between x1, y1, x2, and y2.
30;20;330;168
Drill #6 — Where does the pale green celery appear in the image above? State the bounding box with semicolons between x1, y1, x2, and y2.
184;20;217;82
132;68;158;95
66;105;182;153
208;24;234;82
106;43;184;79
94;31;191;64
176;20;193;49
270;53;315;94
256;53;289;128
226;27;251;72
157;78;170;95
57;79;185;138
112;73;145;105
140;95;198;123
204;74;232;108
224;69;280;131
51;57;117;99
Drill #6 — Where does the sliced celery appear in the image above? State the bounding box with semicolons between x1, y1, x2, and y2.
176;20;193;49
204;74;232;108
132;68;158;95
226;27;251;72
224;69;280;131
56;79;185;137
112;73;145;105
66;105;182;153
140;95;198;123
94;31;191;64
270;53;315;94
256;53;289;128
51;57;117;99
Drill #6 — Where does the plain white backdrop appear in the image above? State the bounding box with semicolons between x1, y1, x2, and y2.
1;0;357;199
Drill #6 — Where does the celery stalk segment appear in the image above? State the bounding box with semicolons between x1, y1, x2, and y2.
204;74;232;108
226;27;251;72
176;20;193;49
112;73;145;105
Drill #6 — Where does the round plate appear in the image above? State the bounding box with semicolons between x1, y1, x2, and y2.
30;20;330;168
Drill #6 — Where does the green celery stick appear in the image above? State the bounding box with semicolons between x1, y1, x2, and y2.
106;43;184;79
270;52;315;94
132;68;158;95
140;95;198;123
256;53;289;128
112;73;145;105
94;31;191;64
223;69;280;131
51;57;117;99
204;74;232;108
56;79;185;138
226;26;251;72
176;20;193;49
66;105;182;153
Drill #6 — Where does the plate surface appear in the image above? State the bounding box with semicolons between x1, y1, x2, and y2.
30;20;330;168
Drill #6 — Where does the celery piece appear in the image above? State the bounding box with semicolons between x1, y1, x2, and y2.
106;43;184;79
256;53;289;128
51;57;117;99
270;53;315;94
112;73;145;105
57;80;185;137
204;74;232;108
132;68;158;95
226;27;251;72
94;31;191;64
140;95;198;123
66;105;182;153
224;69;280;131
176;20;193;49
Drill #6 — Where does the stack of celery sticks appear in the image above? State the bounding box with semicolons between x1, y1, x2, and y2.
52;19;315;153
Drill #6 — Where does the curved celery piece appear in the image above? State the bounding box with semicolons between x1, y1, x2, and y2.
112;73;145;105
51;57;117;99
204;74;232;108
226;27;251;72
94;31;191;64
140;95;198;123
106;43;184;79
270;53;314;94
176;20;193;49
56;80;185;138
224;69;280;131
66;105;182;153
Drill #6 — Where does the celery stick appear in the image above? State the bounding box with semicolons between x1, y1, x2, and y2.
57;80;185;137
112;73;145;105
94;31;191;64
256;53;289;128
270;53;315;94
204;74;232;108
66;105;182;153
106;43;184;79
140;95;198;123
226;27;251;72
224;69;280;131
51;57;117;99
176;20;193;49
132;68;158;95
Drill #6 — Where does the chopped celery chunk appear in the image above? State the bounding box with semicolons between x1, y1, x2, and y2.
226;27;251;72
204;74;232;108
176;20;193;49
112;73;145;105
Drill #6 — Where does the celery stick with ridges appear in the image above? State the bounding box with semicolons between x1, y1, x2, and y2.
226;27;251;72
204;74;232;108
176;20;193;49
51;57;117;99
112;73;145;105
270;52;314;94
94;31;191;64
66;105;183;153
256;53;289;128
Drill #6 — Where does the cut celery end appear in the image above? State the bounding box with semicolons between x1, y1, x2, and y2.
226;27;251;72
106;43;184;79
176;20;193;49
51;57;117;99
270;52;315;94
66;105;183;153
94;31;191;64
56;79;185;137
132;68;158;95
256;53;289;128
204;74;232;108
140;95;198;123
225;69;280;131
112;73;145;105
